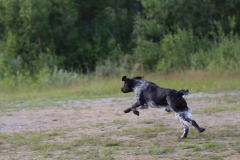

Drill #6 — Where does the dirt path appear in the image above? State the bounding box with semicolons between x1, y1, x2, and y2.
0;92;240;160
1;92;240;133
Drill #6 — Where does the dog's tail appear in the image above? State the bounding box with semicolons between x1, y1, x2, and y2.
177;89;189;96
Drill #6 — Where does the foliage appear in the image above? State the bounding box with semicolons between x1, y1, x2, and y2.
0;0;240;79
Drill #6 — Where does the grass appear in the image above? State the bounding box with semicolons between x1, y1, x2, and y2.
182;144;202;151
0;70;240;111
138;120;154;124
112;119;128;125
229;141;240;153
0;70;240;159
204;141;227;152
85;106;92;109
196;105;240;115
91;123;105;127
0;121;239;159
147;146;174;155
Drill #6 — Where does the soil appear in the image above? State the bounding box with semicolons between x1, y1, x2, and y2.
1;92;240;133
0;92;240;159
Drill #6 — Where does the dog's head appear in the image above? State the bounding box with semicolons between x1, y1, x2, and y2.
121;76;143;93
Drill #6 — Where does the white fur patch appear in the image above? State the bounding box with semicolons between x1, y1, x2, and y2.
146;101;167;108
133;80;148;103
183;109;192;118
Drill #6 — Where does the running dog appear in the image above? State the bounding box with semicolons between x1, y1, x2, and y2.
121;76;205;138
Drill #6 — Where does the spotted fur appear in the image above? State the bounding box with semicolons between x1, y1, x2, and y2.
121;76;205;138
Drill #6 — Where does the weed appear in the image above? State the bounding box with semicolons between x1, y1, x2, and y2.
85;106;91;109
124;140;142;147
204;141;227;152
208;155;223;160
1;71;240;112
138;120;154;124
102;149;114;156
85;149;99;159
153;123;164;127
112;119;128;125
196;105;240;115
147;146;174;155
47;132;59;136
79;126;88;130
220;125;238;137
74;135;101;146
74;149;90;155
91;123;105;127
229;141;240;153
182;144;202;151
44;153;53;158
134;150;142;155
225;99;238;103
102;138;121;147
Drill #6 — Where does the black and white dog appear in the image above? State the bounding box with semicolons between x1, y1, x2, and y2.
121;76;205;138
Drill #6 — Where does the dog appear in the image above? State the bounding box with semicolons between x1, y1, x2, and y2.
121;76;205;138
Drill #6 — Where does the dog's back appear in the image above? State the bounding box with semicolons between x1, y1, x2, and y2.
138;80;188;110
121;76;205;138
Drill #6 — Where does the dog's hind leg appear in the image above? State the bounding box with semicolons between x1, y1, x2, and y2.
175;113;189;138
179;113;205;133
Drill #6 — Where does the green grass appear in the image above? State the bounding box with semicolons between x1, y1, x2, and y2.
0;122;240;159
0;70;240;112
204;141;227;152
91;123;105;127
101;149;115;156
0;70;240;159
147;146;174;155
112;119;128;125
138;120;154;124
182;144;202;151
102;139;121;147
229;141;240;153
109;126;167;139
85;106;92;109
196;105;240;115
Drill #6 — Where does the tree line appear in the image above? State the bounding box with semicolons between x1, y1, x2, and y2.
0;0;240;77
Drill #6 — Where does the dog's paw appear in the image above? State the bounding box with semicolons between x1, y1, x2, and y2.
198;127;205;133
179;136;187;139
165;108;172;112
124;108;132;113
133;110;139;116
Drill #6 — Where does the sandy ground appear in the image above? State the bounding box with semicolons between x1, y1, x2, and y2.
0;92;240;159
1;92;240;133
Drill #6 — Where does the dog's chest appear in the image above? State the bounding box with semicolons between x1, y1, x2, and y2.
133;81;148;101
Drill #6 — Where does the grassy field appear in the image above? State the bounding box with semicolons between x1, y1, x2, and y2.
1;70;240;102
0;97;240;160
0;70;240;159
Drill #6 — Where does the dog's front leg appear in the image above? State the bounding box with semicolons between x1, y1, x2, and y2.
124;102;140;116
165;105;172;112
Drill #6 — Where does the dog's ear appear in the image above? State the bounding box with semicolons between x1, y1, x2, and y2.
122;76;127;81
122;76;132;84
133;76;143;80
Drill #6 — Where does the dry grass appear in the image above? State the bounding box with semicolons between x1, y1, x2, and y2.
0;70;239;159
1;70;240;103
0;121;239;159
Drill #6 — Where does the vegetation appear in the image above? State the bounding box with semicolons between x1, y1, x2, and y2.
0;2;240;158
0;0;240;90
0;114;239;159
196;105;240;115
